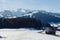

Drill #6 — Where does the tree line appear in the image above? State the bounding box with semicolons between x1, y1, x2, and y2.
0;17;43;29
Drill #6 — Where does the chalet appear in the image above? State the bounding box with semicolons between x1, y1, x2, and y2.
45;26;57;35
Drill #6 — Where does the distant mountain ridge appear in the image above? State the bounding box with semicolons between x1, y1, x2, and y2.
0;9;60;23
22;10;60;23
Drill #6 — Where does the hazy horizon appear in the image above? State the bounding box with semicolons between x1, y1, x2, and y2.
0;0;60;13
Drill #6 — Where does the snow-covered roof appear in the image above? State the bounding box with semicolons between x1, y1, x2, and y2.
50;23;60;27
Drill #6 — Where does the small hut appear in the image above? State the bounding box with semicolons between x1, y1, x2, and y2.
45;27;57;35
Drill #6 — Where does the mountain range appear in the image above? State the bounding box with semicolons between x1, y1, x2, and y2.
0;9;60;23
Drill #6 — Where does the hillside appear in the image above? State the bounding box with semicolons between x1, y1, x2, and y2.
0;9;60;23
22;11;60;23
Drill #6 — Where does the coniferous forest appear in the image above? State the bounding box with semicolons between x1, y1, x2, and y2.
0;17;51;29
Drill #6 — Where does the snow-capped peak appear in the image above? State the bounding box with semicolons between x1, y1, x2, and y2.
17;9;26;12
22;10;39;18
32;10;38;13
19;9;26;12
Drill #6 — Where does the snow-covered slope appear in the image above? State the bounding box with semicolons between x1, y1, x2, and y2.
0;29;60;40
23;10;38;18
0;9;26;18
0;9;33;18
0;14;3;17
22;10;60;23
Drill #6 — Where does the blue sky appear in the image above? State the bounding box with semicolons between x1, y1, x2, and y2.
0;0;60;13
